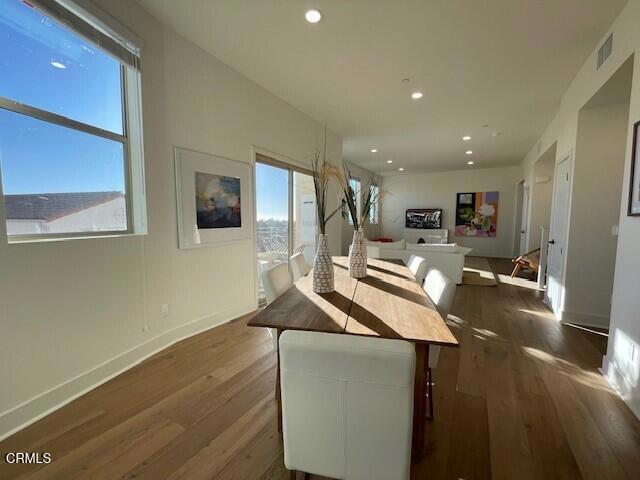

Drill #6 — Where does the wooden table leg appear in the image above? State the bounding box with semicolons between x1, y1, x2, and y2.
275;328;283;433
412;343;428;458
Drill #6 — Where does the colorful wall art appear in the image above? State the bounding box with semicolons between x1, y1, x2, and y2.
455;191;499;237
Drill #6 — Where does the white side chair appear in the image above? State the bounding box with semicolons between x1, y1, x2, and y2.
261;263;293;350
279;330;415;480
407;254;429;286
422;267;456;419
289;252;310;282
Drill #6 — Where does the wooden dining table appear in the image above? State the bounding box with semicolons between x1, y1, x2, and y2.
248;256;459;458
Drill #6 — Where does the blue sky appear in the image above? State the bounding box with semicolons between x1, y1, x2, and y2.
0;0;125;194
256;162;288;221
0;0;292;219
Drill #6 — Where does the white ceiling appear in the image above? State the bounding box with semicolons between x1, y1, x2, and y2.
137;0;628;173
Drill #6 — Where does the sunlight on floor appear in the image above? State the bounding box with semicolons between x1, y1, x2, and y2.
565;323;609;337
463;266;496;280
497;273;540;290
522;346;612;392
519;307;556;321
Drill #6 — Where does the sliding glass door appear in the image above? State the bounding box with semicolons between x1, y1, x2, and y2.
256;155;316;302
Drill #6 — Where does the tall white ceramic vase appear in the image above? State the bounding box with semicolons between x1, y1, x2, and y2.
313;234;335;293
349;229;367;278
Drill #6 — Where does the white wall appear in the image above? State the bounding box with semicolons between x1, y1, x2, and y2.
0;0;343;439
520;0;640;418
380;166;523;258
563;102;629;327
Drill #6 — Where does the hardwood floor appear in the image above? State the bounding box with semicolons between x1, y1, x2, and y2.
1;258;639;479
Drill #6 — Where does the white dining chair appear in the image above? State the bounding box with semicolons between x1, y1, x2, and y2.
407;254;429;286
422;267;456;419
289;252;310;282
279;330;415;480
261;263;293;350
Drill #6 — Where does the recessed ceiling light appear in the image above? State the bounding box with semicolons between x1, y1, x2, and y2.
305;9;322;23
467;161;474;165
411;92;423;100
462;135;471;141
465;150;473;155
401;78;411;84
51;61;66;69
398;167;405;171
370;148;378;153
386;160;393;164
492;131;502;137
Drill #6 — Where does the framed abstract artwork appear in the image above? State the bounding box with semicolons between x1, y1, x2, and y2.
405;208;442;229
175;147;254;248
628;120;640;216
455;191;499;237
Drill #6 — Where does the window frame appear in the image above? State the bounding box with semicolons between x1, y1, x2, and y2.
369;183;380;225
0;0;146;243
348;176;361;225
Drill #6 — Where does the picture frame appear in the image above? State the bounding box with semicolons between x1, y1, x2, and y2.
175;147;254;249
455;191;499;237
628;120;640;216
405;208;443;229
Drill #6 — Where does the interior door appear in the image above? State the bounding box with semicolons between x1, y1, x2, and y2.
520;186;530;254
545;156;571;315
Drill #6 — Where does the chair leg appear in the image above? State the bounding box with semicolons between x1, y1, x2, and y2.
510;263;522;278
426;367;434;419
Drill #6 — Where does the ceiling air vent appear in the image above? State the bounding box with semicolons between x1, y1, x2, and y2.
597;33;613;69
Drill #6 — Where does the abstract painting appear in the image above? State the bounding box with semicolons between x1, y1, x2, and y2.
175;147;253;249
405;208;442;229
455;191;499;237
195;172;241;229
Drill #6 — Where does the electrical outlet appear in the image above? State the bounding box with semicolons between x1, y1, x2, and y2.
612;224;619;236
142;325;150;333
161;304;169;317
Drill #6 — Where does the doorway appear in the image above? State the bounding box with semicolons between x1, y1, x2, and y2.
545;154;571;315
546;56;633;325
513;180;530;256
255;153;316;302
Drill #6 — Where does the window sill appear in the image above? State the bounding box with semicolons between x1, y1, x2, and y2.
7;231;146;245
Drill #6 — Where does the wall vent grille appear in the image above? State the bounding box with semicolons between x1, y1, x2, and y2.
597;33;613;69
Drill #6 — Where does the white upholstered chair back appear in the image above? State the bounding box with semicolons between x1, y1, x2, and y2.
262;263;293;304
261;264;293;350
289;253;310;282
423;268;456;368
279;330;415;480
407;254;429;286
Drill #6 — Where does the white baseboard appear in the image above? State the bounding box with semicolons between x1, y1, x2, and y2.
0;302;256;441
601;355;640;420
557;310;610;329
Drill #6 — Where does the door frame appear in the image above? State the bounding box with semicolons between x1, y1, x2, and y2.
544;149;574;315
520;183;530;254
251;145;315;306
512;179;531;257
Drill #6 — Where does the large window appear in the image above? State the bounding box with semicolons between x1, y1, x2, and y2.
0;0;145;241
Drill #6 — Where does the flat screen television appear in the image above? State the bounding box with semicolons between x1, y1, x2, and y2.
405;208;442;229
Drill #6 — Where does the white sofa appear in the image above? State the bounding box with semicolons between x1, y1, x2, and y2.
366;239;472;284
